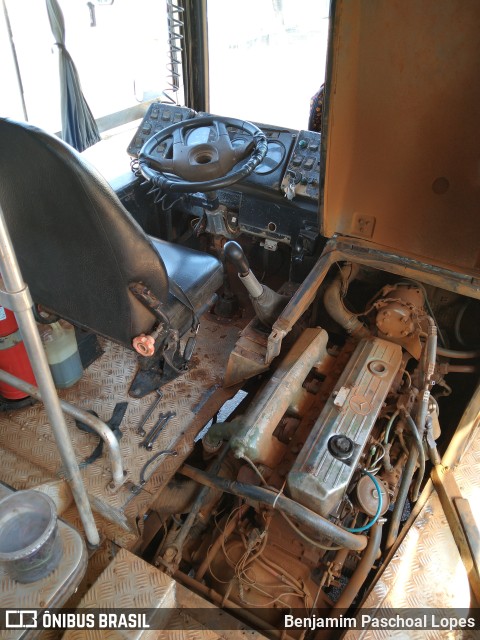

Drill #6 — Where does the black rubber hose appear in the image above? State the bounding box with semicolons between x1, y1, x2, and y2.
403;411;426;502
180;464;368;551
385;447;417;550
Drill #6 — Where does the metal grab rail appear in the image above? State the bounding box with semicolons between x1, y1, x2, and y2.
0;369;125;488
0;204;100;547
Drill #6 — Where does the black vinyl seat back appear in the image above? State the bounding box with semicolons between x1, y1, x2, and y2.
0;118;169;347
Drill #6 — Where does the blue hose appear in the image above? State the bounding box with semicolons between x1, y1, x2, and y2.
345;470;383;533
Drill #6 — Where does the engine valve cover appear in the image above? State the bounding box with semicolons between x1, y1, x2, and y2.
287;338;402;518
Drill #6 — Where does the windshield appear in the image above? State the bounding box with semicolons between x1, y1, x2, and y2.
207;0;330;130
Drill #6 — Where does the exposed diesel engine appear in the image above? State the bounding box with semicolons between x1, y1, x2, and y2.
147;262;471;629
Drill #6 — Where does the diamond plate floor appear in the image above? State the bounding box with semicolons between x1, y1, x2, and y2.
344;421;480;640
62;547;266;640
0;484;87;640
0;315;243;544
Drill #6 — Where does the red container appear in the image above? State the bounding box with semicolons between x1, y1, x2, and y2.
0;306;36;399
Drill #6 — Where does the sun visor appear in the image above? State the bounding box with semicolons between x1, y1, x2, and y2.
321;0;480;275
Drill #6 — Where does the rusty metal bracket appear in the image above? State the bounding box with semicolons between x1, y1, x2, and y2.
129;282;170;327
265;236;480;366
431;464;480;604
265;243;340;364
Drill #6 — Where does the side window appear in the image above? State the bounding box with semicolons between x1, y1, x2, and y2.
0;0;174;133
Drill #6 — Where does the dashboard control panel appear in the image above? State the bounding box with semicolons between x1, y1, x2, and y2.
128;105;321;205
125;103;321;246
127;103;196;157
280;130;321;202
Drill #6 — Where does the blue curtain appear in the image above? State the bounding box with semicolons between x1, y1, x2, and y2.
45;0;100;152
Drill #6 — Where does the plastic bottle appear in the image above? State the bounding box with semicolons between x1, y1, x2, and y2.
39;320;83;389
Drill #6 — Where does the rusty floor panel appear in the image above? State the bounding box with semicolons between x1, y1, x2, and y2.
61;548;265;640
0;315;243;544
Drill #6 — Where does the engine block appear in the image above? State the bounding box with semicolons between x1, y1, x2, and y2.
287;338;402;517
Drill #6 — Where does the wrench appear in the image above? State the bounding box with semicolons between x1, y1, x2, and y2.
140;411;176;451
136;389;163;437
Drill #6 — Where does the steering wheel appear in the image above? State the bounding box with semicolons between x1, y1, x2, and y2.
138;115;268;193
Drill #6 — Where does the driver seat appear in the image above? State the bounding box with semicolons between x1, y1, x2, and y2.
0;118;223;391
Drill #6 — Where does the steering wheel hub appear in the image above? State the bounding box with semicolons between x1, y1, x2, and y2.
138;115;268;193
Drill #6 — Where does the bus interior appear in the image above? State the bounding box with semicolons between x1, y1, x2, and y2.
0;0;479;637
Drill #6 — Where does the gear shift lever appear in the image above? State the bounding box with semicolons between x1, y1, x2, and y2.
224;241;289;327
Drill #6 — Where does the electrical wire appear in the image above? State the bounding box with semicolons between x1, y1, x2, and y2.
205;486;310;609
227;519;309;609
403;370;412;389
344;471;383;533
367;442;386;474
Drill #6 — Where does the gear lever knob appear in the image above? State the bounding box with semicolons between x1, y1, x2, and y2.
224;241;263;299
223;241;250;276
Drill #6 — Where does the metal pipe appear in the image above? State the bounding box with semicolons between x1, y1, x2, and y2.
180;464;368;551
424;316;437;385
385;447;417;550
443;365;478;374
160;445;231;569
405;314;437;502
437;346;480;360
239;271;263;298
323;263;370;339
266;246;340;364
0;368;125;488
331;547;350;578
332;520;384;611
203;420;237;453
423;410;442;466
0;204;99;547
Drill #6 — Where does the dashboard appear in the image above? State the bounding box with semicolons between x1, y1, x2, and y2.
126;103;321;247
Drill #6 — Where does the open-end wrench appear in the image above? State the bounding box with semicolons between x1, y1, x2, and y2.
140;411;176;451
136;389;163;437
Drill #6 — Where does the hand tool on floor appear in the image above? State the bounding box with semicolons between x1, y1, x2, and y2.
140;411;176;451
128;449;178;498
136;389;163;437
